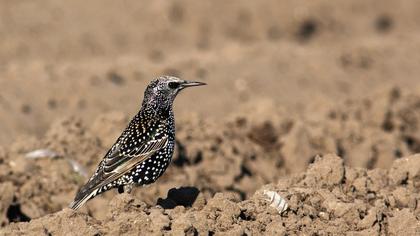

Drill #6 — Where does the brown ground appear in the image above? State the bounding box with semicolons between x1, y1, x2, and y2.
1;0;420;235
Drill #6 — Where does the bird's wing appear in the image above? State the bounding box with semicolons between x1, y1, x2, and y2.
102;135;168;174
100;135;168;187
69;131;168;210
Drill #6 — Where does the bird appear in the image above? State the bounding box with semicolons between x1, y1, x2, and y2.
69;76;206;210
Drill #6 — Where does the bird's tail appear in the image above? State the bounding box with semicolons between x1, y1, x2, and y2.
69;186;99;210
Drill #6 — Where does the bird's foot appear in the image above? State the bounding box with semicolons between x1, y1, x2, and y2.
124;184;134;194
117;184;134;194
117;185;124;194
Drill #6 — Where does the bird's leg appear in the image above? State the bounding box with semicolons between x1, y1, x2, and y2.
117;185;124;194
117;184;134;194
123;184;134;194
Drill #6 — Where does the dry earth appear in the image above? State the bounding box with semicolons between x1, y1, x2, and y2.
1;0;420;235
1;90;420;235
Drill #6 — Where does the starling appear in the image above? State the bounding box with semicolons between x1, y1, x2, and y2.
69;76;206;210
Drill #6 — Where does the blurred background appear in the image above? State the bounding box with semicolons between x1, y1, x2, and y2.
1;0;420;145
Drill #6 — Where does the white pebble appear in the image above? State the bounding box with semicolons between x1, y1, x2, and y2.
263;190;288;214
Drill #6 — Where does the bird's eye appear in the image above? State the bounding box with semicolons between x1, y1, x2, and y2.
168;82;180;89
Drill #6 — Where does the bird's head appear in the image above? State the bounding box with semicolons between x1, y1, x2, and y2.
142;76;206;112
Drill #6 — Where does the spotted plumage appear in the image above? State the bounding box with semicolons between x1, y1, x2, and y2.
69;76;205;210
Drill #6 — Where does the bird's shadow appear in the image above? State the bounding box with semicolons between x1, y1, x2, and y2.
156;186;200;209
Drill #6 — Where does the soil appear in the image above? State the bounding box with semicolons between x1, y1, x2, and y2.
1;0;420;235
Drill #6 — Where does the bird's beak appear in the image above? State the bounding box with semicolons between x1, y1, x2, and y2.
181;80;207;88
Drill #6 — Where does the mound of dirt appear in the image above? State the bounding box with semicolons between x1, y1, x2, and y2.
2;154;419;235
0;91;420;227
0;91;419;234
